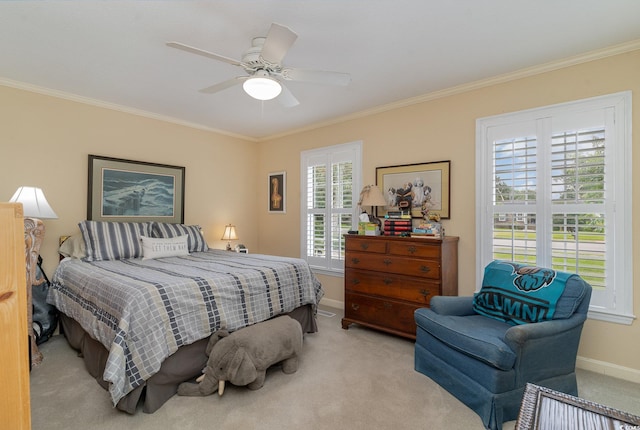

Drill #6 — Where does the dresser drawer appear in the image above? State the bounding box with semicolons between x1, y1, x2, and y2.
344;292;419;335
345;252;441;279
345;269;437;305
388;241;441;259
345;238;387;254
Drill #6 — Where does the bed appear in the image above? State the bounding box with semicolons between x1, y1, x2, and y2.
48;221;323;413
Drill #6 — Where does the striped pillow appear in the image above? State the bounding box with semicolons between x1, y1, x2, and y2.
151;222;208;252
79;221;152;261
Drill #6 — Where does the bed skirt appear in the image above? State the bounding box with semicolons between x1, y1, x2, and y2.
59;304;318;414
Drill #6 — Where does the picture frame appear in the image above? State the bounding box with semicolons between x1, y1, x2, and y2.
268;171;286;213
87;155;185;223
376;160;450;219
515;383;640;429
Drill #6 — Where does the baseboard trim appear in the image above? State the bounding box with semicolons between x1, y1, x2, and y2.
316;299;640;384
319;298;344;310
576;356;640;384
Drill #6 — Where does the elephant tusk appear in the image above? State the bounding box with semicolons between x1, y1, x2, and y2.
219;380;225;396
196;373;205;383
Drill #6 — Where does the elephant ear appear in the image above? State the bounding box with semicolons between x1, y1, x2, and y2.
228;347;257;386
206;330;229;356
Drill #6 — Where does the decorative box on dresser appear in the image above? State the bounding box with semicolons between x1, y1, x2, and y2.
341;234;458;340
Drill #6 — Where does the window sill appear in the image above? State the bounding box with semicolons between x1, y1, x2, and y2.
309;267;344;277
588;308;636;325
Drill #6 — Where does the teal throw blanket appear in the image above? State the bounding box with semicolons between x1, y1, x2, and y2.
473;260;573;325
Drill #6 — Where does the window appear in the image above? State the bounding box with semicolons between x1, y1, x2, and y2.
476;92;633;324
300;142;362;274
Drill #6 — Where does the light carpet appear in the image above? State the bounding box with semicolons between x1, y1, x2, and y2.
30;306;640;430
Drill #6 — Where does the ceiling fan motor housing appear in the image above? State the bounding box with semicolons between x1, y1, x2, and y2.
242;36;280;73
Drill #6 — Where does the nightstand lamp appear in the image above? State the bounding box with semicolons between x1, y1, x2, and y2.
221;224;238;251
358;185;387;228
9;186;58;367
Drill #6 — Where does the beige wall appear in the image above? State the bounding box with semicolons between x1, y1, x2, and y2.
257;49;640;377
0;85;258;276
1;48;638;380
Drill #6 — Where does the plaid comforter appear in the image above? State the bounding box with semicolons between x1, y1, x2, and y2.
48;250;323;406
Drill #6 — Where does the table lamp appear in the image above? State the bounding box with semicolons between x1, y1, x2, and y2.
221;224;238;251
358;185;387;229
9;186;58;367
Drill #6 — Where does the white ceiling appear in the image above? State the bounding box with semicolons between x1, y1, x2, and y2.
2;1;640;140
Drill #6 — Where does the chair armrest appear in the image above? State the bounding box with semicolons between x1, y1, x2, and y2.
504;313;587;349
430;296;476;316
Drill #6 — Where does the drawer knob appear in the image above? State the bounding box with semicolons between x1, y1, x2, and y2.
383;278;393;286
383;258;392;266
419;289;431;298
351;303;360;311
383;302;392;310
352;278;360;285
360;243;369;250
351;258;360;264
407;245;417;254
420;265;431;273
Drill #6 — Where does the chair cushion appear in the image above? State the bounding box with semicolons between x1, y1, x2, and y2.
415;308;516;371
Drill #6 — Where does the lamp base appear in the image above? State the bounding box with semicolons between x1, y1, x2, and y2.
226;242;232;251
24;217;44;367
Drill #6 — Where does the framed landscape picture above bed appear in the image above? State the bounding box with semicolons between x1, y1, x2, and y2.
88;155;185;223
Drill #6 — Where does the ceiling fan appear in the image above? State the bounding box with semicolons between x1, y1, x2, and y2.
167;23;351;107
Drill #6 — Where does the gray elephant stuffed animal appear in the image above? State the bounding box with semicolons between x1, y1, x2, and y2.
177;315;303;397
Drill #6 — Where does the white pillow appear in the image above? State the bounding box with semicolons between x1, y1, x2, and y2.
59;233;86;259
141;235;189;260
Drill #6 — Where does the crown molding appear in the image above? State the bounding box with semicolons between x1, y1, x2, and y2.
0;77;258;142
261;38;640;142
2;38;639;143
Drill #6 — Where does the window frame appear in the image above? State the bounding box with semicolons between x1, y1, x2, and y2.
300;141;362;275
476;92;634;324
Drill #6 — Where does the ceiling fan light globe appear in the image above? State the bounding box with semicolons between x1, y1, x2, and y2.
243;77;282;101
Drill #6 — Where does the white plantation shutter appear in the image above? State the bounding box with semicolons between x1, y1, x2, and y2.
477;92;633;324
301;142;362;273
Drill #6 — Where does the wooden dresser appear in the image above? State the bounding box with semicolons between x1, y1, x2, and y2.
0;203;31;429
342;234;458;339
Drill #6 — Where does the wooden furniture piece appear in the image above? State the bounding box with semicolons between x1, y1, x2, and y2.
516;383;640;429
0;203;32;429
342;234;458;339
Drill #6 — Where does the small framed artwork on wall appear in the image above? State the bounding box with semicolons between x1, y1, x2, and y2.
268;171;286;213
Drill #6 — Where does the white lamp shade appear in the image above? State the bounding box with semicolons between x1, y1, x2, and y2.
359;185;387;207
10;186;58;219
221;224;238;241
243;76;282;101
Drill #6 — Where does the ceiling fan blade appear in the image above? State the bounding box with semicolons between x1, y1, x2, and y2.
280;68;351;86
278;84;300;108
199;76;248;94
260;23;298;65
166;41;242;67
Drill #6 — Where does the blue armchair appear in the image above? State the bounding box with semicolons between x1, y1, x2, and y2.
414;261;592;430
